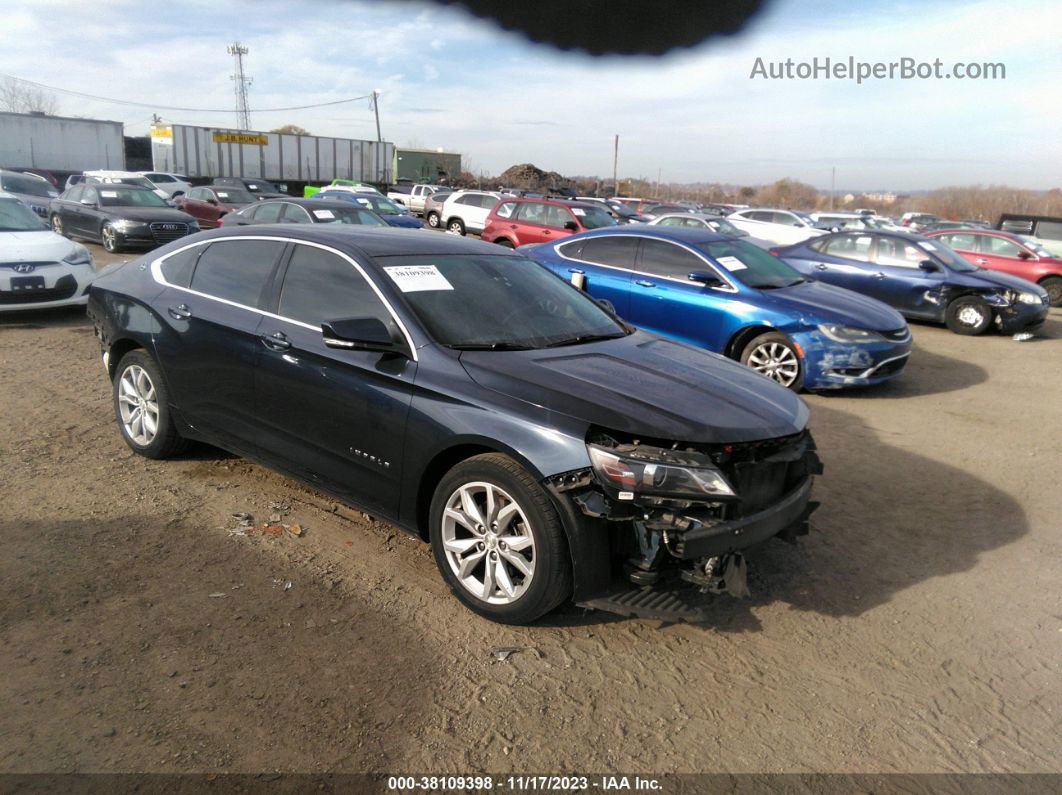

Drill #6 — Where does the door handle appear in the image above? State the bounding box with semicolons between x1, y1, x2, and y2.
874;272;886;279
635;280;655;288
260;331;291;351
567;268;585;274
167;304;191;320
543;230;552;235
815;264;828;271
510;224;517;229
975;258;988;264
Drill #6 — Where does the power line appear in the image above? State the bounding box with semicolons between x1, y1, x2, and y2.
0;74;372;114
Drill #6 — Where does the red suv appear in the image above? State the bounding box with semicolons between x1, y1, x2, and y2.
481;198;616;248
926;228;1062;306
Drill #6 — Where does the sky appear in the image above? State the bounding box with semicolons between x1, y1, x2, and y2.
1;0;1060;191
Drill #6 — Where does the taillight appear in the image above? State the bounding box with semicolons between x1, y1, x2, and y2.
769;248;780;256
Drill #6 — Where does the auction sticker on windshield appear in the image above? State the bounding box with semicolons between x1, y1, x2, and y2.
716;255;748;271
385;264;454;292
313;210;335;219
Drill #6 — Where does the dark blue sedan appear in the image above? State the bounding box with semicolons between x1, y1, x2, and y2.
773;230;1050;335
315;191;424;228
523;226;912;391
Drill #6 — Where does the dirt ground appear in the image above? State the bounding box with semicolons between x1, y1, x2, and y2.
1;241;1060;777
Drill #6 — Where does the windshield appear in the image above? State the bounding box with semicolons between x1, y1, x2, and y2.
607;202;636;218
573;205;618;230
698;239;806;289
704;218;747;237
381;254;628;349
917;239;978;272
792;211;815;226
98;188;169;207
1018;235;1052;257
348;195;404;214
113;177;156;189
213;188;255;204
1;174;58;198
310;206;389;226
0;198;48;230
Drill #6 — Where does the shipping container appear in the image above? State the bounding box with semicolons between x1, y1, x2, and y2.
151;124;393;185
0;111;125;171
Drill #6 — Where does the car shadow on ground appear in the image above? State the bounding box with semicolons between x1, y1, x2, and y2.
655;401;1028;633
812;345;988;399
0;306;91;330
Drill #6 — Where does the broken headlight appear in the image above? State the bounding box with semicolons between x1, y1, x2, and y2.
816;324;885;343
586;443;736;501
1004;289;1042;305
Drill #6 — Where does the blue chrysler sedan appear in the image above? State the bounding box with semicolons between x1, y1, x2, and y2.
523;226;911;391
773;230;1050;335
315;191;424;229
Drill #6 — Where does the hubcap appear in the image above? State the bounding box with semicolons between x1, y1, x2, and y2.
103;226;116;249
428;214;439;227
747;342;800;386
441;482;535;605
958;305;984;326
448;222;462;235
117;365;159;446
52;216;62;234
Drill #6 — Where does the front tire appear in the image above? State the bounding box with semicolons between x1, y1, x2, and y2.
113;350;187;459
426;211;440;228
1041;276;1062;307
495;238;514;248
101;222;123;253
945;295;992;335
446;218;466;236
740;331;804;390
429;454;572;625
51;213;66;237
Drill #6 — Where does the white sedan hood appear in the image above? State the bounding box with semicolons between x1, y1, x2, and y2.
0;230;78;263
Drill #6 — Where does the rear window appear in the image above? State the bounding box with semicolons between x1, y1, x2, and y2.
189;240;285;307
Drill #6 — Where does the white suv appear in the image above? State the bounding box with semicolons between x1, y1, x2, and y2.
726;208;827;245
138;171;192;198
441;190;503;236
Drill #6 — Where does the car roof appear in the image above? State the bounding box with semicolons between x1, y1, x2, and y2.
189;223;518;259
253;197;362;208
577;225;731;244
500;197;598;209
928;227;1023;241
86;183;154;191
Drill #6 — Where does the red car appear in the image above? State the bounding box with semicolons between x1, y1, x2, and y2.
173;185;256;228
926;228;1062;306
481;197;617;248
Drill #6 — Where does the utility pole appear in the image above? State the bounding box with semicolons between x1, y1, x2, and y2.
371;90;382;142
227;42;253;130
830;166;835;211
612;134;619;196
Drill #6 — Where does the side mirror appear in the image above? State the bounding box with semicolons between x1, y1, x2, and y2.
918;260;942;273
322;317;408;357
80;198;96;206
595;297;617;315
688;271;725;287
206;198;218;205
563;220;579;232
1017;249;1033;260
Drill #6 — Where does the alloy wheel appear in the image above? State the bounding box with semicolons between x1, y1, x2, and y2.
747;342;800;387
51;215;64;236
440;481;535;605
117;364;159;446
102;224;118;252
957;305;986;327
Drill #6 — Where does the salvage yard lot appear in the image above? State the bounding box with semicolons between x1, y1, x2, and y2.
1;241;1060;774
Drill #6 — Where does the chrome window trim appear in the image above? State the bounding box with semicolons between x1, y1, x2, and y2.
555;233;740;294
149;235;419;361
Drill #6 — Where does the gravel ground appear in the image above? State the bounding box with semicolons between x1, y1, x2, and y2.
1;241;1060;776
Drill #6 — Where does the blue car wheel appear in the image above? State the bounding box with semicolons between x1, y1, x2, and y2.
740;331;804;391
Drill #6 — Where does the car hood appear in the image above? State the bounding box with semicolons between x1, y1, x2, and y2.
758;279;906;330
0;230;77;262
384;214;423;228
103;207;197;223
8;191;56;208
459;331;808;444
947;267;1045;293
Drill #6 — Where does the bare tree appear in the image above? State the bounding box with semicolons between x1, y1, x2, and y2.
0;78;59;115
270;123;310;135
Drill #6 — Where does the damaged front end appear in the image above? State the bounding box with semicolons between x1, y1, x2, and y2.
546;428;822;621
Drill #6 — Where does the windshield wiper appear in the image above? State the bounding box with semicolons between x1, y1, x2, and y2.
544;332;626;348
448;342;536;351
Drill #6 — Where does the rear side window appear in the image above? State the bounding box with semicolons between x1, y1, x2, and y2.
638;239;706;278
278;245;391;327
495;201;517;219
938;233;977;251
557;239;584;259
580;236;639;269
160;246;201;287
190;240;284;307
822;234;872;262
254;203;283;223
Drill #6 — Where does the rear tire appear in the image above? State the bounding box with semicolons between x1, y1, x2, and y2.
113;350;188;459
447;218;466;236
429;454;572;625
1041;276;1062;307
740;331;804;391
945;295;993;335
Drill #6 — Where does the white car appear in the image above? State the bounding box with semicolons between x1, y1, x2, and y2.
648;212;774;248
440;190;503;235
84;170;169;200
138;171;192;198
0;193;97;311
811;212;903;232
726;208;827;245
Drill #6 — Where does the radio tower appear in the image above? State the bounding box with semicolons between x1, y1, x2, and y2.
227;42;253;130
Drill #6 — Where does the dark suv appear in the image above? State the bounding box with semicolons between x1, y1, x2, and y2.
88;227;821;624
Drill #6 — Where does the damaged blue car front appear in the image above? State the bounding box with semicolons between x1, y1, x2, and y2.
524;226;911;391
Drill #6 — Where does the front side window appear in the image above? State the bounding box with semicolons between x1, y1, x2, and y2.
570;205;616;230
982;236;1022;257
188;187;207;201
214;188;255;204
937;233;976;251
638;239;707;279
381;254;627;349
281;204;313;224
874;237;926;268
455;194;476;206
823;234;872;262
279;245;391;327
189;239;284;306
542;205;574;229
64;185;85;203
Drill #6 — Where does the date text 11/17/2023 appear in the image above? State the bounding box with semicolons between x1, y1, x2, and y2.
386;775;663;791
